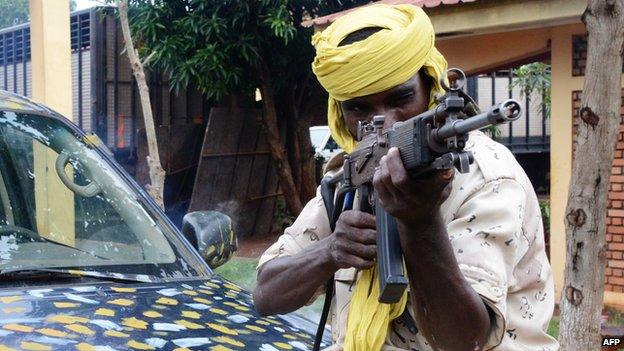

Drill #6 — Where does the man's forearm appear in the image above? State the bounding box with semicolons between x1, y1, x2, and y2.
253;238;335;316
397;216;491;351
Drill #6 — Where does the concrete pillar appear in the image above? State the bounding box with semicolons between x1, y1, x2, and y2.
29;0;72;118
29;0;75;245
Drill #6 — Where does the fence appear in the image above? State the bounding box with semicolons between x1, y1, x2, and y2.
467;69;550;154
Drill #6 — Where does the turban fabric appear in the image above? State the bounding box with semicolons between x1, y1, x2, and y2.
312;4;448;153
311;4;448;351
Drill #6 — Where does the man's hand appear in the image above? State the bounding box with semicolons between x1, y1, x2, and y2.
325;210;377;270
373;147;453;227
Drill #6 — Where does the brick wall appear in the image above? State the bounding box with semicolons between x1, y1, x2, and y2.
572;90;624;293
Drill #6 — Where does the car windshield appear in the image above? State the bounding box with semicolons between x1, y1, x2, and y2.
310;128;328;149
0;111;207;281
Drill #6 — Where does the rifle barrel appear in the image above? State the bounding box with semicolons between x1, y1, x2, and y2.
433;99;521;141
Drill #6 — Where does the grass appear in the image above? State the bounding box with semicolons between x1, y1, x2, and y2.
546;306;624;340
213;256;325;322
547;316;560;339
213;257;259;291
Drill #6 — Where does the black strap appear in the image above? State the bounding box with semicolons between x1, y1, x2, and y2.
312;277;334;351
314;176;347;351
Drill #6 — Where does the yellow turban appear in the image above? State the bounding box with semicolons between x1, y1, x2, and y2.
311;4;448;351
312;3;448;153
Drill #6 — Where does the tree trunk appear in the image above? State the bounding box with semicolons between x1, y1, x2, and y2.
257;60;304;216
292;99;317;203
117;0;165;209
285;104;302;195
558;1;624;350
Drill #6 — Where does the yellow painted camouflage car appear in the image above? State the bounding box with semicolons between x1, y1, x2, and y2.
0;91;329;351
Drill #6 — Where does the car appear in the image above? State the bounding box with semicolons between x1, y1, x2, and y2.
0;91;329;350
309;126;342;162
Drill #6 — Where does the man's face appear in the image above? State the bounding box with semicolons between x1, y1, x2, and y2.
340;71;430;138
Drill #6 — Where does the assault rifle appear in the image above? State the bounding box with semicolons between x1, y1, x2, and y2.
319;68;521;303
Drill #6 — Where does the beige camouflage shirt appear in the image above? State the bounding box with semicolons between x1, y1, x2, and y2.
258;131;559;351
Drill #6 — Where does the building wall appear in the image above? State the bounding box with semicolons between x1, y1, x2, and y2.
437;21;624;307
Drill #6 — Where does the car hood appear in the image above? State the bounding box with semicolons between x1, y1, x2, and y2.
0;276;323;350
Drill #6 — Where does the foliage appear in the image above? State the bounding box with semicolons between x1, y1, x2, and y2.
273;196;295;231
0;0;77;28
0;0;29;27
123;0;369;101
539;199;550;230
481;125;501;140
509;62;551;118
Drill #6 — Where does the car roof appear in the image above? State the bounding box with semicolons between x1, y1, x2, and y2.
0;90;62;118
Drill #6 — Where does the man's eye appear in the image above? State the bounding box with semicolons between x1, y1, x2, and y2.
395;92;415;103
346;105;367;113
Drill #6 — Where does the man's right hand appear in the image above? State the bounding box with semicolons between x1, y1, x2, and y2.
325;210;377;270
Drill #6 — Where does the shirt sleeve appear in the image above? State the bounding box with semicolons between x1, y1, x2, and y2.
446;177;527;350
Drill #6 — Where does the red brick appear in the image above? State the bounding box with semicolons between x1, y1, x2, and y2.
615;286;624;293
607;251;613;259
614;235;624;243
614;217;623;225
610;242;624;251
611;175;624;183
608;226;624;234
608;276;624;285
606;284;614;291
614;251;624;260
612;201;623;208
608;209;624;218
613;183;624;192
614;269;624;277
617;142;624;150
609;192;624;200
607;234;613;242
613;167;623;175
609;260;624;269
606;267;613;276
614;158;624;166
617;150;624;158
607;217;613;225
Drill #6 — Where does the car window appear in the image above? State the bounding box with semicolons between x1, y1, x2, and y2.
310;128;328;149
0;111;206;280
324;136;339;151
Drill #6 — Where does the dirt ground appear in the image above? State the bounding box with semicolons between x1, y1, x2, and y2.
236;234;278;258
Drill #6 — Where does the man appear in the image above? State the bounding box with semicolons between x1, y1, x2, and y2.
253;4;559;351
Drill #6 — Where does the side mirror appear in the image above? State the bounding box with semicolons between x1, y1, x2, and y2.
182;211;237;269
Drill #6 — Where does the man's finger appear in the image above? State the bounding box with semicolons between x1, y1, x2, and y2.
340;210;376;228
343;241;377;260
342;254;375;270
345;227;377;245
385;147;412;189
373;165;393;206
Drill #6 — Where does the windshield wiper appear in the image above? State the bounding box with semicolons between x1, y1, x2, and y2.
0;267;158;284
36;237;112;261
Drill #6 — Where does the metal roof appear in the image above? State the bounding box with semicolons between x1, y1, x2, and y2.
302;0;477;28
